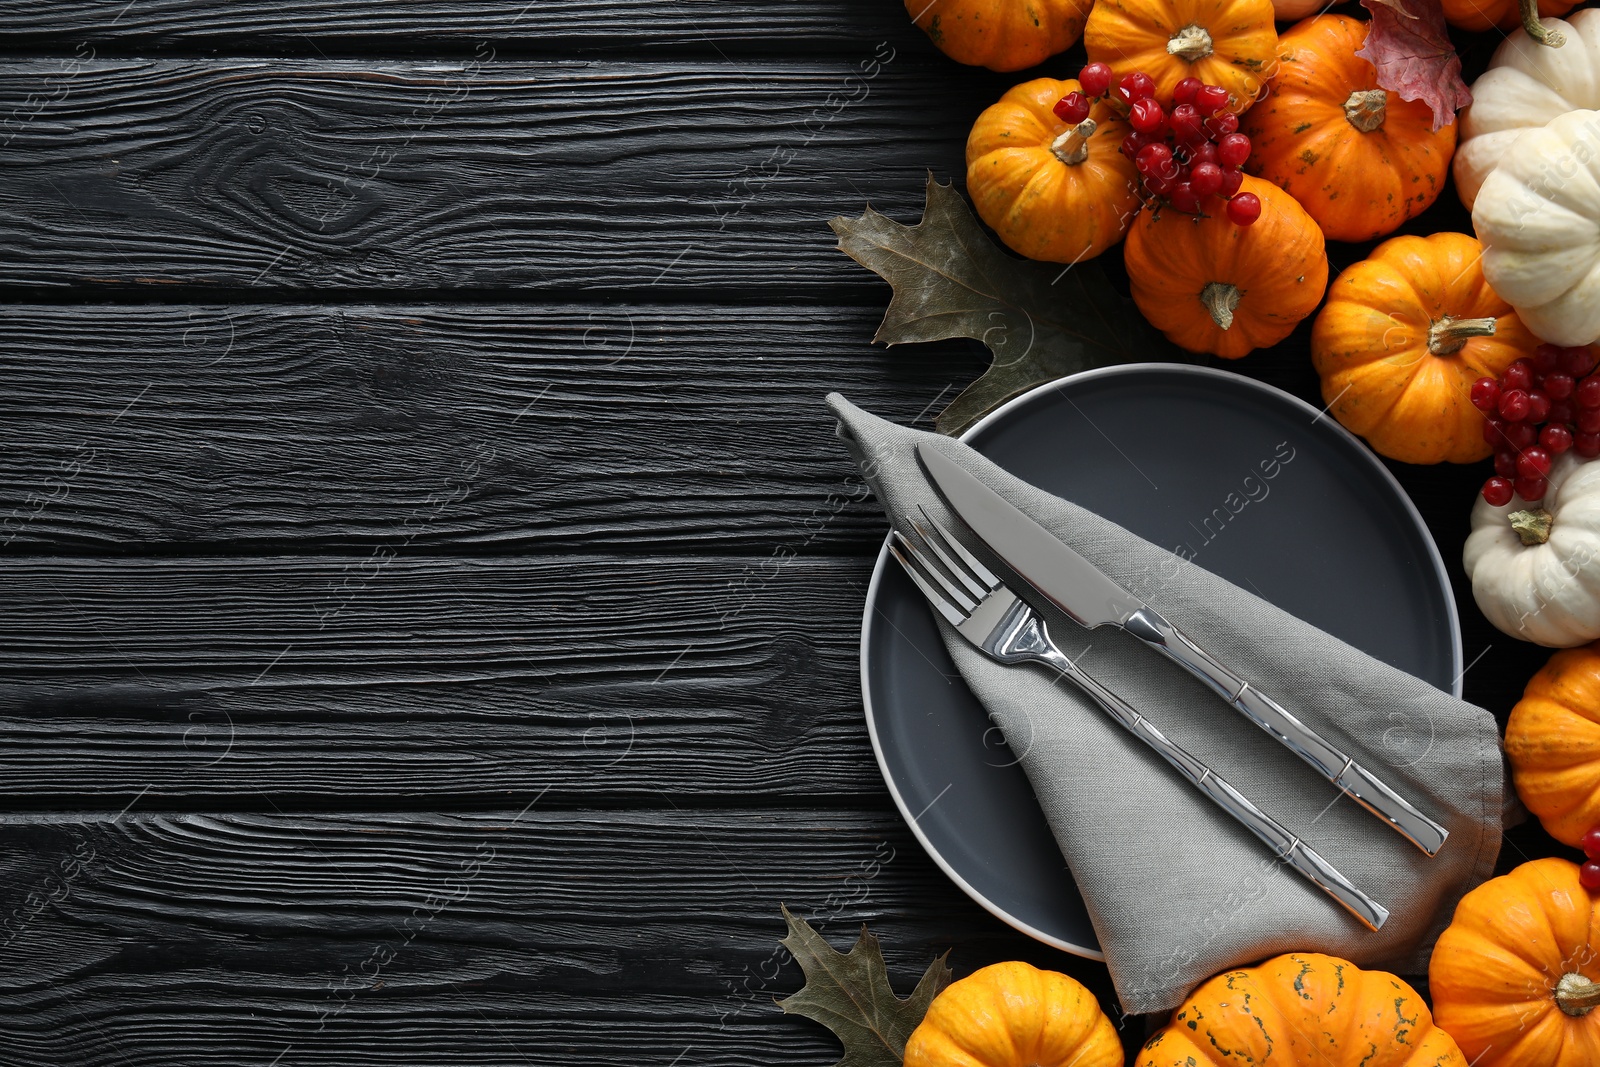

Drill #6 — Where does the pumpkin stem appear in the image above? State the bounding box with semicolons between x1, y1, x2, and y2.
1050;118;1097;166
1167;24;1215;62
1199;282;1241;331
1343;90;1387;133
1556;973;1600;1016
1509;507;1554;546
1427;315;1497;355
1521;0;1567;47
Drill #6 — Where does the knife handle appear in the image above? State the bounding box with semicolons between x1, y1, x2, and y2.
1122;607;1448;857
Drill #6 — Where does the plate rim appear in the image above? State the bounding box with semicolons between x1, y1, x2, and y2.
856;362;1465;961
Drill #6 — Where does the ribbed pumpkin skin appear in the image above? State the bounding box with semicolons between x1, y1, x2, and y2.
1140;953;1469;1067
908;0;1092;71
1243;15;1456;242
966;78;1142;264
1505;646;1600;846
1440;0;1575;32
1311;232;1533;464
903;961;1123;1067
1123;174;1327;358
1430;859;1600;1067
1084;0;1277;112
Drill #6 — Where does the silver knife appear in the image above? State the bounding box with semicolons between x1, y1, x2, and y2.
917;442;1449;857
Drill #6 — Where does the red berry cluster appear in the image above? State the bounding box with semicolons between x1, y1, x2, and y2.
1473;344;1599;506
1053;62;1259;226
1581;828;1600;890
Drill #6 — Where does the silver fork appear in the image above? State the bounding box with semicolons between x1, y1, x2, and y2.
890;509;1389;932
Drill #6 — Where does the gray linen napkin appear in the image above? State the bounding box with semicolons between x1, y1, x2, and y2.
829;393;1503;1015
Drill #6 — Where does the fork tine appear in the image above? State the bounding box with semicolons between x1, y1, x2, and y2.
889;532;970;627
908;514;990;602
916;507;1001;591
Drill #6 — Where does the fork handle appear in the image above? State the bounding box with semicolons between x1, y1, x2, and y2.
1026;634;1389;932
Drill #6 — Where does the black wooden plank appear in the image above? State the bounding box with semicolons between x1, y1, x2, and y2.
0;1;920;54
0;555;889;802
0;304;979;551
0;809;1137;1063
0;58;1010;293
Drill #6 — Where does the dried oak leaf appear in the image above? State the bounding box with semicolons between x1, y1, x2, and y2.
830;173;1178;437
775;904;952;1067
1356;0;1473;131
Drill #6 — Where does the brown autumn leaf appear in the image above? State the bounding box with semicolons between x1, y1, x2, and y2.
829;173;1181;436
775;904;952;1067
1356;0;1473;131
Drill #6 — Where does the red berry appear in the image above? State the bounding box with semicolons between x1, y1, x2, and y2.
1483;417;1507;446
1580;407;1600;434
1226;192;1261;226
1563;347;1596;377
1218;168;1242;197
1054;91;1091;125
1507;422;1539;450
1129;96;1166;134
1169;104;1205;142
1544;372;1576;400
1195;83;1231;113
1482;476;1515;507
1534;343;1561;375
1190;161;1224;197
1582;860;1600;892
1498;388;1531;422
1494;450;1519;478
1528;390;1552;423
1191;142;1219;168
1504;359;1533;392
1542;423;1574;454
1173;77;1203;105
1470;376;1501;413
1577;377;1600;408
1582;827;1600;858
1514;474;1548;501
1551;400;1575;426
1579;432;1600;458
1121;131;1153;159
1119;71;1156;103
1078;62;1113;98
1136;141;1175;178
1519;448;1553;478
1169;182;1202;214
1217;132;1251;168
1205;112;1240;138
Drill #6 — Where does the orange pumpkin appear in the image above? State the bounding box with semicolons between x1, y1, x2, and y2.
1429;858;1600;1067
907;0;1093;71
1123;174;1326;358
1505;644;1600;847
905;961;1123;1067
1084;0;1278;112
1242;15;1456;243
966;78;1142;264
1311;232;1535;464
1441;0;1575;44
1139;952;1468;1067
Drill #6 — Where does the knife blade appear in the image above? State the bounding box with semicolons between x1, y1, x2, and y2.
916;441;1449;857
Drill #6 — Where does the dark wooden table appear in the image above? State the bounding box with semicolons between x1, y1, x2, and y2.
0;3;1565;1063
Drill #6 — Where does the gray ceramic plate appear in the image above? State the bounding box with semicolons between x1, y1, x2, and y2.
859;364;1463;958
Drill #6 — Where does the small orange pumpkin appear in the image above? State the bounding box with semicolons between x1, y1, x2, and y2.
1441;0;1575;44
1139;952;1468;1067
1242;15;1456;243
1123;174;1326;358
1504;644;1600;847
1429;858;1600;1067
904;961;1123;1067
907;0;1093;71
1311;232;1534;464
966;78;1142;264
1084;0;1278;112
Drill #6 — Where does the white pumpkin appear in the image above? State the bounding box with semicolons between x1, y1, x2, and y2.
1455;11;1600;210
1465;451;1600;646
1473;108;1600;347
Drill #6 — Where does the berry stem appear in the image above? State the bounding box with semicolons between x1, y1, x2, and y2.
1343;89;1387;134
1199;281;1241;331
1521;0;1567;47
1427;315;1498;355
1557;973;1600;1017
1166;24;1214;62
1051;118;1097;165
1509;507;1554;546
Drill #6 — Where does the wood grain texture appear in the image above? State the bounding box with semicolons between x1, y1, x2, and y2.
0;303;979;551
0;555;889;801
0;809;1131;1064
0;58;1005;292
0;0;919;52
